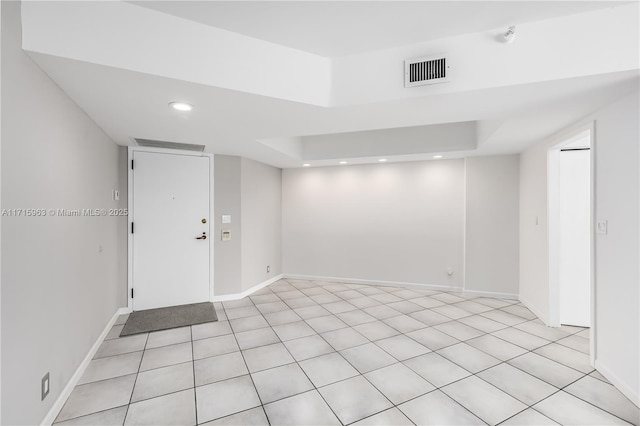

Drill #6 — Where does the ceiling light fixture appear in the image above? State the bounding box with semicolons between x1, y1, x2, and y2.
169;102;193;112
302;163;311;167
433;155;443;159
339;161;348;165
378;159;387;162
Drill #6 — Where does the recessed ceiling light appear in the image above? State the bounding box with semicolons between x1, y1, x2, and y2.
378;159;387;162
302;163;311;167
339;161;348;165
169;102;193;112
433;155;443;159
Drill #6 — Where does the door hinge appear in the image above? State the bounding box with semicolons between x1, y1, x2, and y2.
131;288;134;298
131;159;134;170
131;222;134;234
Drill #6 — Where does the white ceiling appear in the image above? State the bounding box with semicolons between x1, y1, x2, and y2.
131;1;623;57
22;1;640;168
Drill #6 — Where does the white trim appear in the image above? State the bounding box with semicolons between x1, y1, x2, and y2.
595;360;640;409
126;143;206;157
462;157;468;292
127;147;134;311
519;295;550;325
463;289;518;300
547;146;561;327
284;274;463;294
209;154;215;302
41;308;128;426
212;274;284;302
588;122;597;366
127;147;214;311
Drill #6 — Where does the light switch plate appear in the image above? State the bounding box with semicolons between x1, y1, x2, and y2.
221;229;231;241
596;219;608;235
222;215;231;224
42;372;50;401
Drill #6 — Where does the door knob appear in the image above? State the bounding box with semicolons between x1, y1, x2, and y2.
196;232;207;240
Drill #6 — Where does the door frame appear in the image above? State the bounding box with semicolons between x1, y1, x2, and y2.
547;122;595;364
127;146;215;312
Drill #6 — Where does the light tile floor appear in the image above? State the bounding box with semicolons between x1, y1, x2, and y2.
54;279;639;425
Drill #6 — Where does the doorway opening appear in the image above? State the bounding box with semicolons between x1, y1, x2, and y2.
547;125;594;359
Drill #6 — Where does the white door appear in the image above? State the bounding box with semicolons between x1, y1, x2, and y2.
558;149;591;327
132;151;210;310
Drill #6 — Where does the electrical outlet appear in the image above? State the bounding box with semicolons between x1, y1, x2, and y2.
41;372;50;401
596;219;608;235
266;265;270;273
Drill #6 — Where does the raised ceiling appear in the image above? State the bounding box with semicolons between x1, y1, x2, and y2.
131;1;624;57
21;1;640;168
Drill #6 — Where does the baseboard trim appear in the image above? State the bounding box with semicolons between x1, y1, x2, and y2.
212;274;284;302
519;295;549;325
41;307;128;426
594;360;640;408
462;289;518;300
284;274;463;293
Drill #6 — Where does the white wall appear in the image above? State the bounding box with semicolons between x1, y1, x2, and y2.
117;147;129;306
593;92;639;405
214;156;282;296
241;158;282;291
283;160;466;288
213;155;242;296
1;2;124;424
465;155;519;297
519;90;640;405
519;138;550;321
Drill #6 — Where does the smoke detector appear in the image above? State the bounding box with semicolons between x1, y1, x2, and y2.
502;26;516;43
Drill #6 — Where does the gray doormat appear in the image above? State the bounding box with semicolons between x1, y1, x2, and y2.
120;302;218;336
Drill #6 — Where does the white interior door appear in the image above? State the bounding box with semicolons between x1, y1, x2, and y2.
132;151;210;310
558;149;591;327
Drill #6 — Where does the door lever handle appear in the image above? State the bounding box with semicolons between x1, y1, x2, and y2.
196;232;207;240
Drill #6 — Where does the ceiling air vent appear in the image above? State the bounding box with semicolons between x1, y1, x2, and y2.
404;55;450;88
134;138;205;152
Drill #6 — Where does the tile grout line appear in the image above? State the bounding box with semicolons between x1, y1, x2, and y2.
122;331;149;425
63;280;618;426
287;281;541;423
552;372;635;424
283;279;428;426
189;326;198;426
247;286;347;425
258;279;411;424
223;291;587;425
309;283;600;424
272;280;492;425
220;299;273;426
